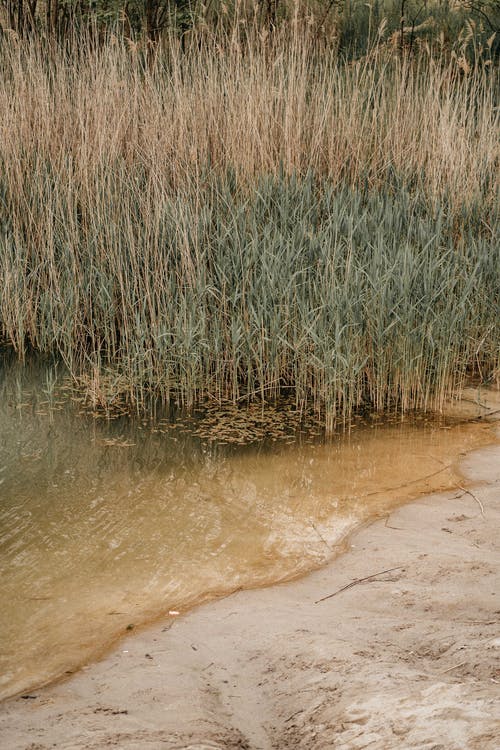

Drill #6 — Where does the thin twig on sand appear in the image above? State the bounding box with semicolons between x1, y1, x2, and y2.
458;485;485;517
440;661;467;674
315;566;405;604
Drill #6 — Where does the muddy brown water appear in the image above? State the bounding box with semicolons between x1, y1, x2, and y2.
0;358;498;701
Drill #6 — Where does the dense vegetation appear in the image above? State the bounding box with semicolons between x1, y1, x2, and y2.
0;16;498;427
1;0;499;56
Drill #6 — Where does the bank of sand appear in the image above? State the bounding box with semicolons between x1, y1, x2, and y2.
1;427;499;749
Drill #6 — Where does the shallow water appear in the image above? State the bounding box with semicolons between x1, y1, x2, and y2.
0;358;497;700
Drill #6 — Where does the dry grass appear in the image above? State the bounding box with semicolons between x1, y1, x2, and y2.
0;28;498;427
1;25;498;197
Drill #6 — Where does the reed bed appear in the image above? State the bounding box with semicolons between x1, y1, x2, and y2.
0;30;498;428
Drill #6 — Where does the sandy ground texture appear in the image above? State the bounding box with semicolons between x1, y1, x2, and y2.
1;437;499;750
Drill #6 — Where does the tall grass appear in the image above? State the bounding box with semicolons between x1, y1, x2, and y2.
0;29;498;427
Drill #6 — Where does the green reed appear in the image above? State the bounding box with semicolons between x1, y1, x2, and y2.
1;169;498;428
0;34;498;428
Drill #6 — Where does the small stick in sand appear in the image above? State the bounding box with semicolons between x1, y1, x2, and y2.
458;485;485;517
315;566;404;604
440;661;467;674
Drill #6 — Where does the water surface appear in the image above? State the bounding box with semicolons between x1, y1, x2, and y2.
0;358;496;700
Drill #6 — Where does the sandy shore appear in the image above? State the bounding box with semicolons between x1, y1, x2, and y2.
1;433;499;749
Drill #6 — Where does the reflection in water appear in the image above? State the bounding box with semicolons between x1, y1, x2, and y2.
0;356;496;699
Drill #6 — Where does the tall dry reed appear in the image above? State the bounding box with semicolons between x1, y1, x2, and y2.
0;29;498;427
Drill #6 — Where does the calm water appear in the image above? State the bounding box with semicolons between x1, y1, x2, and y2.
0;357;496;700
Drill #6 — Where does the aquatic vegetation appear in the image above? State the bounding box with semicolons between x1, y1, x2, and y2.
0;32;498;428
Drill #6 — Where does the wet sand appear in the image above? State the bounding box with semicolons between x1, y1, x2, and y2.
1;426;499;749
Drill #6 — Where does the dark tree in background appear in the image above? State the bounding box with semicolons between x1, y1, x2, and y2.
0;0;498;55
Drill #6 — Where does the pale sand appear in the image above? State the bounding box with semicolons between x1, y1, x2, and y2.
0;434;499;749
